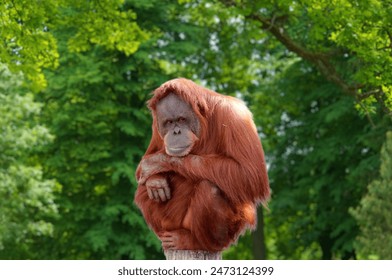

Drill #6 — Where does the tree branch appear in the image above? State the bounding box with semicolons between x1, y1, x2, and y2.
246;13;392;117
249;14;360;97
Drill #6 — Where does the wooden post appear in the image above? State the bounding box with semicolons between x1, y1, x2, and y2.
164;250;222;260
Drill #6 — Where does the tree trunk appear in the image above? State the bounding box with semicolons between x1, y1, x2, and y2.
252;206;267;259
164;250;222;260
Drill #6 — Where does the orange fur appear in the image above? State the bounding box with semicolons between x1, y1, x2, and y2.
135;78;270;252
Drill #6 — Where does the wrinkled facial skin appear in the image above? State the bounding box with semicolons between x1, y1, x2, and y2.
156;93;200;157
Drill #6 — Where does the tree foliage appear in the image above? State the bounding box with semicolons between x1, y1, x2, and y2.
0;65;58;258
352;131;392;259
253;58;389;259
0;0;147;91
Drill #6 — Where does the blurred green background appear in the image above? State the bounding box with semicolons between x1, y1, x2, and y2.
1;0;391;260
